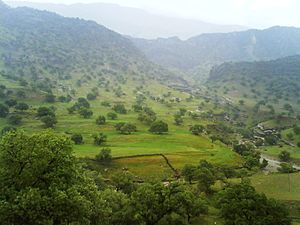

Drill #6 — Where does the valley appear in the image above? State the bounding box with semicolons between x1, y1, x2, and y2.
0;1;300;225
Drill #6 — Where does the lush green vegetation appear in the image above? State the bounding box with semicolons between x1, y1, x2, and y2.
1;1;300;224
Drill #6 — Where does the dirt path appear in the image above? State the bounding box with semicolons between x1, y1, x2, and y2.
261;154;300;172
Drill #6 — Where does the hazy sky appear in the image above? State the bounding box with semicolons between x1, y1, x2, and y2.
5;0;300;27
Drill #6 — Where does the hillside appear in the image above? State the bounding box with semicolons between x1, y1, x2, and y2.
206;55;300;119
131;26;300;72
7;1;247;40
0;1;240;177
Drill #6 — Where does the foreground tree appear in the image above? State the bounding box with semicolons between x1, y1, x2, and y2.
131;182;208;224
0;131;103;225
216;181;291;225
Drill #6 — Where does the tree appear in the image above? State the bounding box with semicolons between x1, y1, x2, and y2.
37;107;54;117
279;150;291;162
216;181;291;225
190;124;205;135
131;182;207;224
112;172;136;194
107;112;118;120
0;131;103;225
179;108;187;116
8;114;22;125
138;107;156;124
71;133;83;144
93;133;107;146
115;123;137;135
41;115;57;128
293;125;300;135
149;121;168;134
96;115;106;125
181;164;197;184
95;148;112;162
174;114;183;126
87;93;97;101
1;126;17;136
113;104;127;114
45;94;56;103
98;189;136;225
5;99;17;107
0;104;9;118
15;102;29;111
79;108;93;118
77;97;90;108
196;160;216;194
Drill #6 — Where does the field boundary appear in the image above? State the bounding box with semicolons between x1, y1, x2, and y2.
113;153;180;178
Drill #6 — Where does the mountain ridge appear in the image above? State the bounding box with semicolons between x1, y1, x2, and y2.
131;26;300;73
6;1;248;40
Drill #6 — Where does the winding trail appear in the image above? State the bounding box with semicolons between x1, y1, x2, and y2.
261;154;300;172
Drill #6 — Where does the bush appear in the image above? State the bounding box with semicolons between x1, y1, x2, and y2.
8;115;22;125
96;115;106;125
87;93;97;101
71;133;83;145
101;101;111;107
149;121;168;134
107;112;117;120
115;123;137;135
95;148;112;162
41;115;57;128
1;126;17;136
5;99;17;107
278;163;297;173
93;133;107;146
113;104;127;114
0;104;9;118
15;102;29;111
37;107;54;117
190;124;205;135
279;150;291;162
45;94;56;103
79;108;93;118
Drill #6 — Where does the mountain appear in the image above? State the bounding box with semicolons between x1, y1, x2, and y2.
131;26;300;72
0;2;180;85
206;55;300;113
6;1;248;40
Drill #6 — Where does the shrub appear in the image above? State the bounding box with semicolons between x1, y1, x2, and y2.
279;150;291;162
0;104;9;118
95;148;112;162
71;133;83;145
149;121;168;134
8;115;22;125
96;115;106;125
113;104;127;114
107;112;117;120
15;102;29;111
115;122;137;135
93;133;107;146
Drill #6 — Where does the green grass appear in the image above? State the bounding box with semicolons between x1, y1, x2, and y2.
1;75;242;182
251;172;300;201
260;145;300;162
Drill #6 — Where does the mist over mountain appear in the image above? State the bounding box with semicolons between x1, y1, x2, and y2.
0;2;179;84
6;1;248;40
131;26;300;72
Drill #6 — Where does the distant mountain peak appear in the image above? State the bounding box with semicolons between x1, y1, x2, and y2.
0;0;8;8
